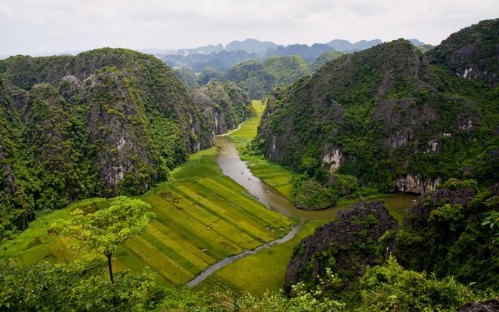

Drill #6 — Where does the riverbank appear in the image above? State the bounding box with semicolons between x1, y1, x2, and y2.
228;101;295;200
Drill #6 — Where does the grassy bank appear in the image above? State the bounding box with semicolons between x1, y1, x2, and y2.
196;220;328;295
229;101;295;199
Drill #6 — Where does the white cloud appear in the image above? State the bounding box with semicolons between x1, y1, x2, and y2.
0;0;498;56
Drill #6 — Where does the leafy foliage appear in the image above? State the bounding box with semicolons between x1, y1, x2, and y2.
52;196;155;283
394;181;499;290
0;259;158;312
482;210;499;245
356;256;476;311
292;177;337;210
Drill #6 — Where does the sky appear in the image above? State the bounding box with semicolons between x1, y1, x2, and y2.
1;0;498;56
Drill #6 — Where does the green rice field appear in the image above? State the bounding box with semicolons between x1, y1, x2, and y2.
196;220;327;295
0;147;294;287
0;100;313;293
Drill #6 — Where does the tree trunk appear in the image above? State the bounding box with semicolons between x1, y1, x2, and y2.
106;251;114;284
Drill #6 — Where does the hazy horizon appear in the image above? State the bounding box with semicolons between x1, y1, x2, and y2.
1;0;498;57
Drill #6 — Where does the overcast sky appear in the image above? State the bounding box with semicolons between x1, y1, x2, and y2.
1;0;498;56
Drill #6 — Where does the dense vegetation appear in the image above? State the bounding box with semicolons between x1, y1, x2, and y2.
1;20;497;311
280;180;499;310
193;80;252;135
394;179;499;290
2;213;494;311
286;201;399;290
0;142;293;286
225;56;310;99
0;48;253;242
428;18;498;86
287;179;499;290
256;19;499;209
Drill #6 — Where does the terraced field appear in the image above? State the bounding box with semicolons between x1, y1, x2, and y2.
196;220;328;295
0;147;294;287
0;100;308;291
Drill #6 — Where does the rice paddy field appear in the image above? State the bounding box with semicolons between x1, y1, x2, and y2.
0;100;324;294
0;146;295;287
195;220;328;295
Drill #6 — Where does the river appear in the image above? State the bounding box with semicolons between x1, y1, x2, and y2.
214;135;417;220
187;135;417;287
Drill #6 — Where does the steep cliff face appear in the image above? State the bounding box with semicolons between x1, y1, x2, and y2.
428;19;498;87
257;21;498;194
0;48;213;237
286;201;398;291
395;174;441;194
193;81;252;136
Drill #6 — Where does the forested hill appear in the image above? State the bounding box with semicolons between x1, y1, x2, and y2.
256;19;498;199
0;48;248;239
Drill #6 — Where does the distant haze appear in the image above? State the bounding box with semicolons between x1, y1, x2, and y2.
0;0;498;56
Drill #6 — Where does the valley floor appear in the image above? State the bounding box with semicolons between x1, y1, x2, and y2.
0;100;416;295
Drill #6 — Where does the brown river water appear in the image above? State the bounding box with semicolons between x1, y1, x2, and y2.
214;135;417;221
187;136;417;287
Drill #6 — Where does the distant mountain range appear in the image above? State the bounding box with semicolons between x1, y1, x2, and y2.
0;38;429;69
163;38;427;56
157;38;429;72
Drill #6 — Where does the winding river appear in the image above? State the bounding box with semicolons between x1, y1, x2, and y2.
188;135;417;287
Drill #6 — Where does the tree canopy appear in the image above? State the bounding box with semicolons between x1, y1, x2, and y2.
53;196;155;283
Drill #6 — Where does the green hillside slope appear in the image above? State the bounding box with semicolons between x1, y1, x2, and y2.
256;20;498;208
0;48;216;239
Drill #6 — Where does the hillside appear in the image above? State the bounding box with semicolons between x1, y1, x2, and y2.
0;48;217;239
159;38;398;74
428;18;498;86
256;19;499;204
193;80;252;135
225;56;310;99
285;180;499;301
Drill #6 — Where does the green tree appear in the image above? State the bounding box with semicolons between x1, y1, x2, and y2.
53;196;155;283
0;259;158;311
357;256;476;311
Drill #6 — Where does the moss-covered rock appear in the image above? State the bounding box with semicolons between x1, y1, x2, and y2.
0;48;217;239
286;201;398;292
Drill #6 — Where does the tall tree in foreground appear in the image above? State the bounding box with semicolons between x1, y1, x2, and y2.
53;196;155;283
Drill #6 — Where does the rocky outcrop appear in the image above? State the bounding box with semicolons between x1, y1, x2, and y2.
395;174;441;194
428;19;499;87
285;201;398;292
458;299;499;312
322;144;343;172
256;21;497;194
0;48;215;235
193;80;251;136
403;185;477;230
